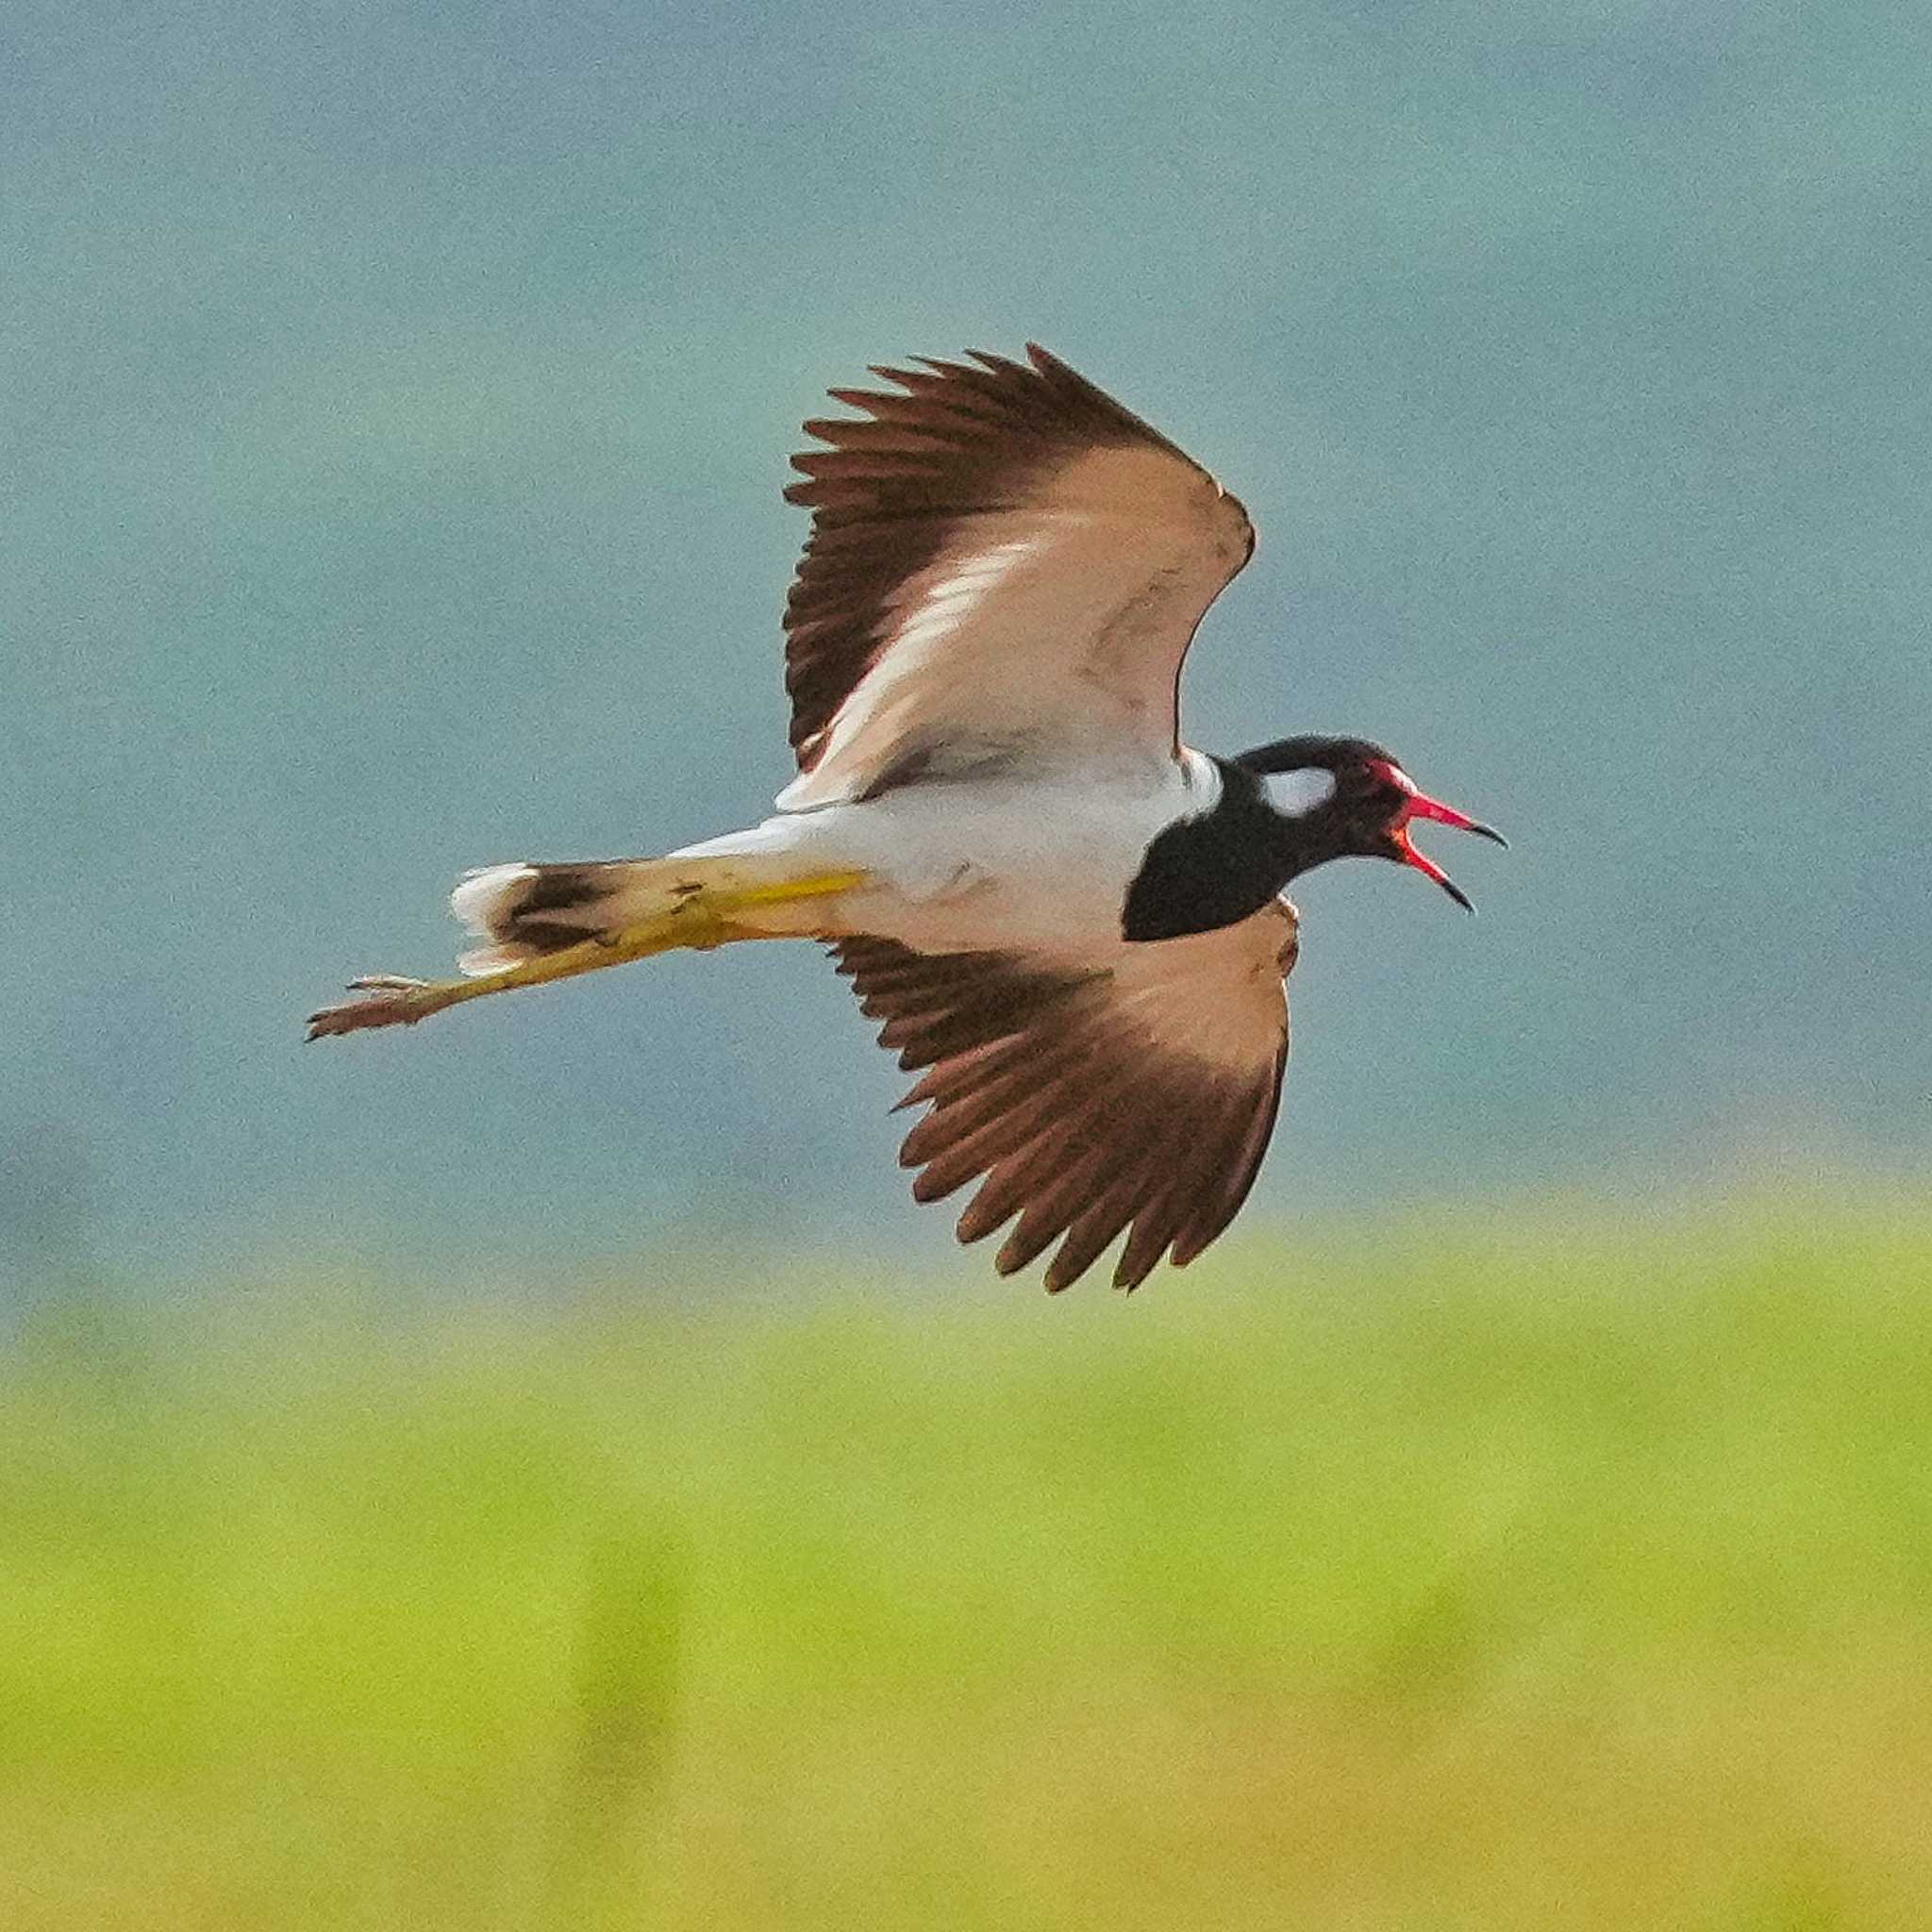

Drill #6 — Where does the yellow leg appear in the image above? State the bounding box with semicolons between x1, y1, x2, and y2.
307;869;866;1040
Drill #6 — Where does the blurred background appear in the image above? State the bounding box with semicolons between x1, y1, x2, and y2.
5;2;1930;1925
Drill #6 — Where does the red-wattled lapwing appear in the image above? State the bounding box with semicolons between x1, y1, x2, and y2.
308;345;1503;1291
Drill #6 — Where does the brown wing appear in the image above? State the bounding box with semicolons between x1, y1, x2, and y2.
832;902;1298;1292
779;345;1255;808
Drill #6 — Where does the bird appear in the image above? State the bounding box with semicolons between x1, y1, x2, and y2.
308;344;1504;1292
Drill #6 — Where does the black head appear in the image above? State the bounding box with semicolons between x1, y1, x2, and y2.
1234;735;1507;910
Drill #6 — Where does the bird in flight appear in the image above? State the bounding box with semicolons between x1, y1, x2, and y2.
309;345;1503;1291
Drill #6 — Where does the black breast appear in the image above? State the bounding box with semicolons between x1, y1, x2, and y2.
1121;761;1288;941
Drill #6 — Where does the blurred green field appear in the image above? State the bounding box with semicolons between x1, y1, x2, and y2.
5;1198;1930;1931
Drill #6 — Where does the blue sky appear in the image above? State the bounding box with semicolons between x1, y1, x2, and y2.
5;0;1928;1288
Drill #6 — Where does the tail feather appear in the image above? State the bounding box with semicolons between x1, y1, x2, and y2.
451;861;641;974
449;851;870;974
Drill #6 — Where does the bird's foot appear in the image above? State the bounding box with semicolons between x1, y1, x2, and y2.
307;975;456;1040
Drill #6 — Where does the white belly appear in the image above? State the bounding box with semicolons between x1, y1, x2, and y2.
671;753;1220;957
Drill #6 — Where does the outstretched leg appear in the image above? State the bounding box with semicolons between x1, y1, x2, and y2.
307;860;866;1040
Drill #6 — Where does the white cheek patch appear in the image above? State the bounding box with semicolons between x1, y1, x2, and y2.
1261;767;1338;818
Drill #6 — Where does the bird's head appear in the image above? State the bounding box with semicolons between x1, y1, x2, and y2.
1235;736;1507;910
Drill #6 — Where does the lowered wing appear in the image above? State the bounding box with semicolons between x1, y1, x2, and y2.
831;898;1297;1292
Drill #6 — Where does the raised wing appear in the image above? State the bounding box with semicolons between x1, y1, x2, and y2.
831;901;1298;1291
780;345;1254;809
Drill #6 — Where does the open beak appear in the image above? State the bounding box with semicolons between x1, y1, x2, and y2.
1392;789;1507;913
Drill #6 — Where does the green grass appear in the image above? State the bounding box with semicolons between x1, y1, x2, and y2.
5;1197;1931;1929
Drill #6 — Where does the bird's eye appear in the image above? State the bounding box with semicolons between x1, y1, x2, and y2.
1363;758;1417;807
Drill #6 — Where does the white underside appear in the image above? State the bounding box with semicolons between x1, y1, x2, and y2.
664;749;1222;958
